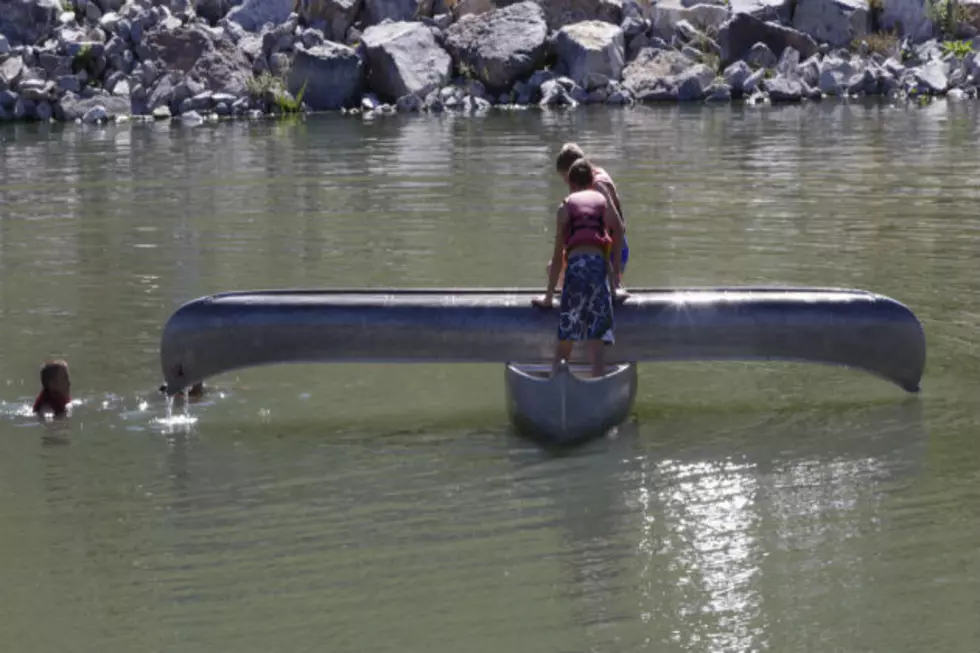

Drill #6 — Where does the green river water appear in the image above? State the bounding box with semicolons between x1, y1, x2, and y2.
0;103;978;652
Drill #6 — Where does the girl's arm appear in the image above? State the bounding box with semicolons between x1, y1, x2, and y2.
534;203;568;307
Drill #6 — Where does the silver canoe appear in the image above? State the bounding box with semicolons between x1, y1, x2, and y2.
504;362;638;444
159;286;926;395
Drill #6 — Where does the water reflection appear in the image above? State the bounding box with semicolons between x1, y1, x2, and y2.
507;401;927;651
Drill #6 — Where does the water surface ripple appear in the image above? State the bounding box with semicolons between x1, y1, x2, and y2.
0;103;978;653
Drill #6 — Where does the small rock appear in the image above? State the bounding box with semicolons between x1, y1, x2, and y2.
361;93;380;111
776;46;800;77
180;109;204;123
673;19;702;43
746;42;777;69
396;92;422;112
269;52;290;76
100;11;121;33
680;44;702;61
152;105;171;119
606;88;631;104
189;90;213;110
300;27;325;49
764;73;804;101
19;79;56;102
0;36;10;57
0;90;17;108
674;63;715;101
35;100;53;121
231;96;250;113
13;96;35;120
460;94;491;113
226;0;294;32
723;60;752;95
0;56;26;89
86;2;104;23
82;104;109;123
914;61;948;94
706;82;732;101
742;67;765;94
947;87;966;100
538;80;578;108
57;75;82;93
621;16;647;40
799;54;821;87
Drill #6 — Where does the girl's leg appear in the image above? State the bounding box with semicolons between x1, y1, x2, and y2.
586;340;605;377
552;340;574;377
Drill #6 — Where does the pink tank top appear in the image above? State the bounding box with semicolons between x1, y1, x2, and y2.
564;189;611;251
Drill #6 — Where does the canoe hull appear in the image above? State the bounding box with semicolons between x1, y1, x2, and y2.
159;287;926;395
505;362;638;444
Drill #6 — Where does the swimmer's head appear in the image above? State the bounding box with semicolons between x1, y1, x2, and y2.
40;360;70;397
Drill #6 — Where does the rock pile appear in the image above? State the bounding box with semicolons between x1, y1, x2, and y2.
0;0;978;123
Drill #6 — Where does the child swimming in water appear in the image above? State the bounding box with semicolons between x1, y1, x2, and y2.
532;159;625;378
33;360;72;417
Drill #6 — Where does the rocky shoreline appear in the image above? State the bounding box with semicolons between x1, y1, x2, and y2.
1;0;979;125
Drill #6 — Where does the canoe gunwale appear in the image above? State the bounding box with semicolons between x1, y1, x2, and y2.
159;286;926;396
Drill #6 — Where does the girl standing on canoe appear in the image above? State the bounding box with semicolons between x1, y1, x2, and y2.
533;159;625;378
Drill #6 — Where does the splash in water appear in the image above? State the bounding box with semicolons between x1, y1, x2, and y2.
152;391;198;434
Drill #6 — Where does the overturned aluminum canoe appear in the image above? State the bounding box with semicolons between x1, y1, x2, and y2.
505;362;638;443
159;286;926;394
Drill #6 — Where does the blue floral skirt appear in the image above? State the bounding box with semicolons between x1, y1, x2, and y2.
558;254;615;343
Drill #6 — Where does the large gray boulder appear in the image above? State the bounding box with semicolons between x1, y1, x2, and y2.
296;0;362;42
0;0;63;46
553;20;625;88
145;24;252;95
363;0;418;24
444;1;549;92
649;0;729;40
196;0;240;24
529;0;623;30
287;42;363;109
361;21;452;102
728;0;793;21
56;91;131;120
225;0;294;31
622;47;712;100
879;0;934;43
792;0;869;49
818;53;862;94
717;12;819;66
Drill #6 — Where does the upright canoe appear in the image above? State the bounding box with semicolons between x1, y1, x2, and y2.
158;287;926;395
